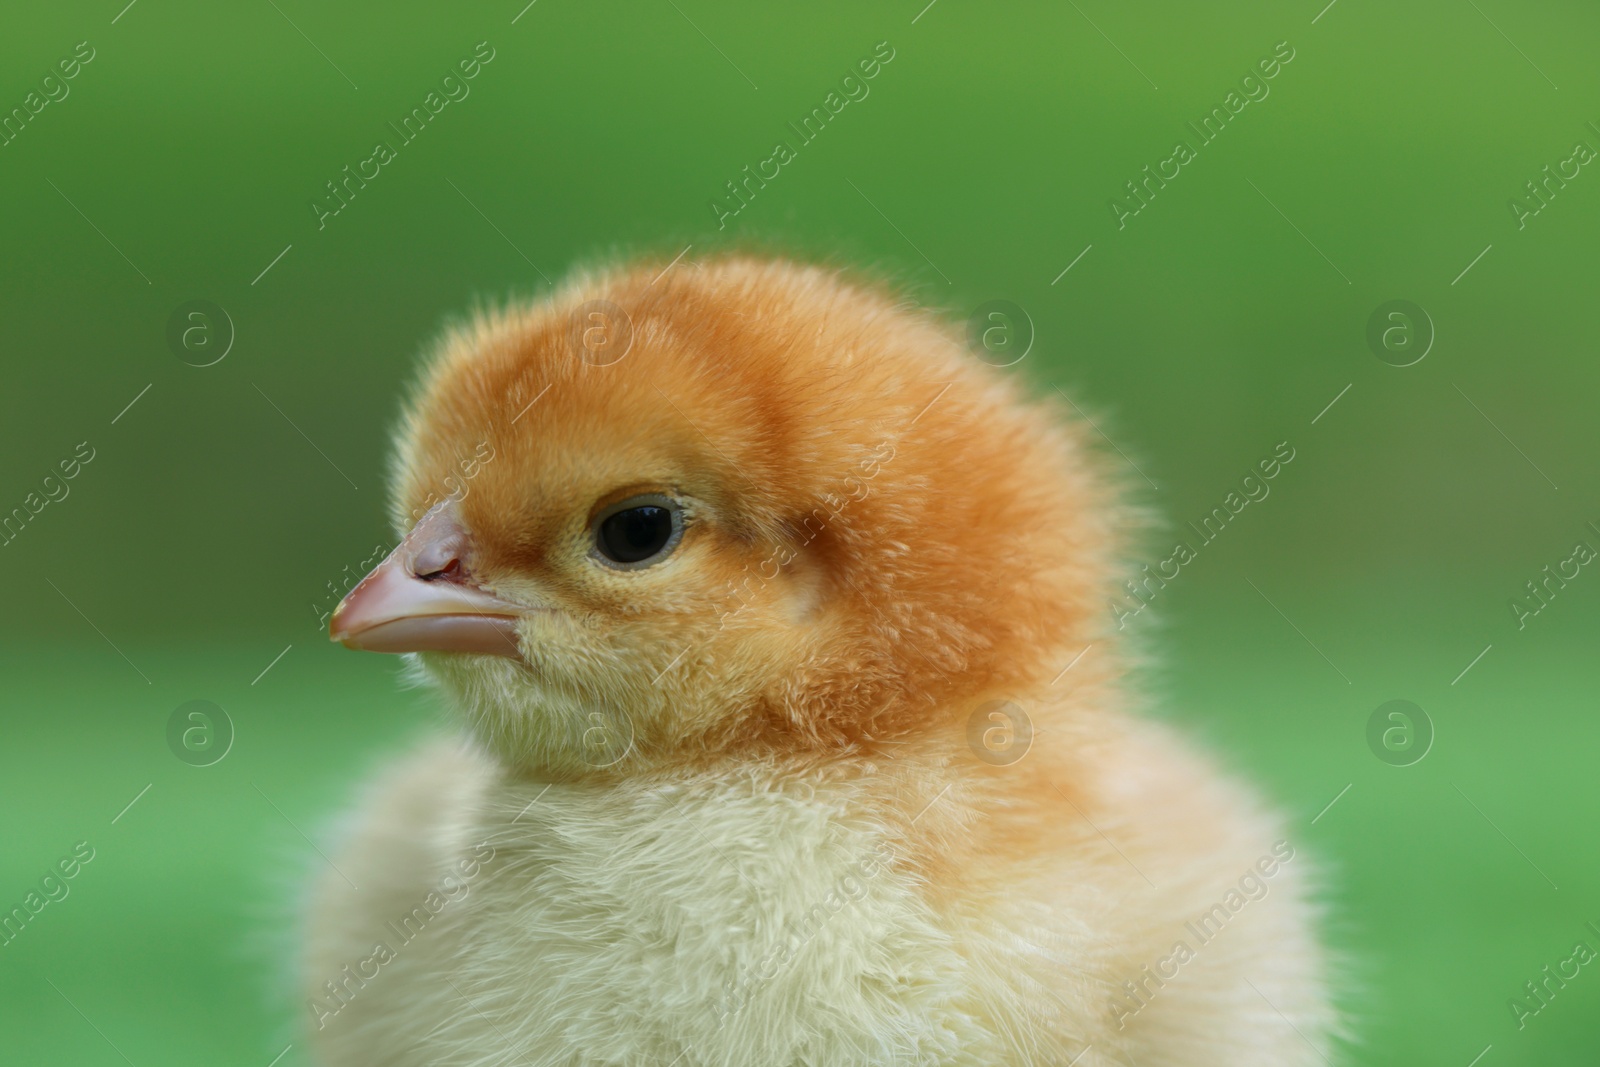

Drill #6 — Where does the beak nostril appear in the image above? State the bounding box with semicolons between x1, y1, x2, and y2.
415;557;463;582
412;528;469;581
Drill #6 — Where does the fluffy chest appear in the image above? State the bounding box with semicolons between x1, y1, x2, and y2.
420;772;998;1066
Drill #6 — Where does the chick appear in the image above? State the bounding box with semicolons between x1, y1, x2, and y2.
308;256;1336;1066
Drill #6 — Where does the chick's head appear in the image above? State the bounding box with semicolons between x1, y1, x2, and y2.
331;257;1124;777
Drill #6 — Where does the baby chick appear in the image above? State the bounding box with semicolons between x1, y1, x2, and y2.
308;256;1335;1066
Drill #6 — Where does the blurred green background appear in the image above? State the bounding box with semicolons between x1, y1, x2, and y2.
3;0;1598;1063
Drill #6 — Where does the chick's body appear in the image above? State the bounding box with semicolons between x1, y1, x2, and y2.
306;258;1334;1066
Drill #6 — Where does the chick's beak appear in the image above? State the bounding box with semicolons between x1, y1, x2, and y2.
329;504;525;659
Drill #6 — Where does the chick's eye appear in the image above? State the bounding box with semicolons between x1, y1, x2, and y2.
593;497;683;568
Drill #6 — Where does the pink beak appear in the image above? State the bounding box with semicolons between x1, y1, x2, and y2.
329;504;525;659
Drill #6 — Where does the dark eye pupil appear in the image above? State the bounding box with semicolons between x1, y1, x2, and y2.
598;506;674;564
